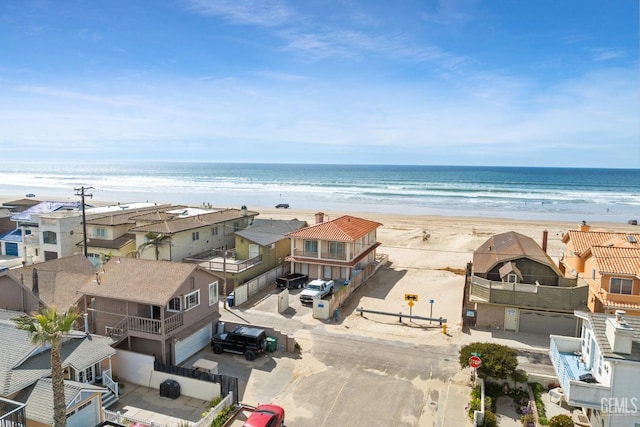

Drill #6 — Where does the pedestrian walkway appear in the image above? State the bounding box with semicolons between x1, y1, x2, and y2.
441;371;473;427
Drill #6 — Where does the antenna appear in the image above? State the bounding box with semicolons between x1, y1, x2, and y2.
74;186;94;257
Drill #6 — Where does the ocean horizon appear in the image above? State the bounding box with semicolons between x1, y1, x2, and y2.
1;162;639;223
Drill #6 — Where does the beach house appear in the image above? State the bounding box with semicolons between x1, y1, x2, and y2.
549;310;640;427
284;213;382;285
560;224;640;316
467;231;588;335
0;309;118;427
78;257;222;365
185;218;308;293
128;206;258;263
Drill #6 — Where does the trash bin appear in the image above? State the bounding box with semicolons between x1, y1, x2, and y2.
159;379;180;399
266;336;277;353
226;292;235;307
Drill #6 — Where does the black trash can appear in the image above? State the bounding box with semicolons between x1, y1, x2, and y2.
159;379;181;399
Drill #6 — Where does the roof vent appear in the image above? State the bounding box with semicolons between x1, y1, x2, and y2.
615;310;627;324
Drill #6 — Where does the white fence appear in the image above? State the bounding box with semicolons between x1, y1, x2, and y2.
233;264;287;306
102;392;234;427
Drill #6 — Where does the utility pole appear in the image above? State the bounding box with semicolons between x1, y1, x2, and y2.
74;186;93;257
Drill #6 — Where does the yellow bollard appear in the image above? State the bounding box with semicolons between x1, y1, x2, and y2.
442;323;448;334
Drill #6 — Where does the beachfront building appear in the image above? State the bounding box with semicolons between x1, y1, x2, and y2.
0;201;84;265
186;218;307;293
284;212;382;286
79;203;174;267
560;224;640;316
129;206;258;263
0;309;118;426
467;231;588;335
78;257;223;365
0;254;96;313
549;310;640;427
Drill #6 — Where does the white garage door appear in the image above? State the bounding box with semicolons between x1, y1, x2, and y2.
174;324;212;365
67;397;100;427
519;310;577;336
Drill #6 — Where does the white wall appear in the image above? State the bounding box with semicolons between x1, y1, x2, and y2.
112;349;221;401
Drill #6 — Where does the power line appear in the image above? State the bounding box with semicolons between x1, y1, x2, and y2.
74;186;93;257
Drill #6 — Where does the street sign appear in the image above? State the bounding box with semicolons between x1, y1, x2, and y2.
407;301;414;307
469;355;482;369
404;294;418;302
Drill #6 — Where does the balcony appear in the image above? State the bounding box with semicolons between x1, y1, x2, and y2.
184;249;262;273
0;397;26;426
549;335;611;408
291;248;347;261
596;289;640;311
469;275;588;310
107;312;184;341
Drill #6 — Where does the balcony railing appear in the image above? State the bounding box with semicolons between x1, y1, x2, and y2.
549;335;610;408
186;254;262;273
597;289;640;309
108;312;184;341
0;397;26;426
292;249;347;261
470;275;588;310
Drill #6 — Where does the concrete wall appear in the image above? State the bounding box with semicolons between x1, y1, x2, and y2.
112;349;221;401
474;303;505;329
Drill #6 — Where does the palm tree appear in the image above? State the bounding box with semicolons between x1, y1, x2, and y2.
138;231;170;260
14;307;80;427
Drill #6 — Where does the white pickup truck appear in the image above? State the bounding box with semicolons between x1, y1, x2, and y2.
299;279;334;304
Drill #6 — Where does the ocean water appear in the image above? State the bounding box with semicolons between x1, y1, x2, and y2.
1;162;638;223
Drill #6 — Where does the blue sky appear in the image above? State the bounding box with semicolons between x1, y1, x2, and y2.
1;0;638;167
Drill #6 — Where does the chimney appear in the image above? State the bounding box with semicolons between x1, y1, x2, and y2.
315;212;325;224
605;310;634;354
580;220;590;232
241;205;248;217
542;230;548;253
32;268;39;296
83;312;89;333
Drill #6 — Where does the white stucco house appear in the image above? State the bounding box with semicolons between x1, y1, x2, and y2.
549;310;640;427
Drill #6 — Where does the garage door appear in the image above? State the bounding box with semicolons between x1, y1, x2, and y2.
519;310;577;336
174;324;212;365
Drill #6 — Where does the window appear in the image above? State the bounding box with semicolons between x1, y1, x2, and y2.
209;281;219;306
507;274;518;284
610;278;633;295
212;227;218;236
304;240;318;254
77;366;94;383
95;228;106;238
25;229;31;235
591;269;596;280
192;231;199;241
185;290;200;311
43;231;57;244
233;222;240;232
329;241;344;258
167;297;181;312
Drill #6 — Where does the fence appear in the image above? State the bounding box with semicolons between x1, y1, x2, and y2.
233;264;288;306
154;362;239;404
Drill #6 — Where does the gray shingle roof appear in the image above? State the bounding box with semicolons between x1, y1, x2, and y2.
0;316;115;396
16;378;106;425
235;219;307;246
576;310;640;363
10;201;85;222
129;209;258;234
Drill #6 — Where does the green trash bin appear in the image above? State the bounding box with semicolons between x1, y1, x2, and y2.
266;337;277;353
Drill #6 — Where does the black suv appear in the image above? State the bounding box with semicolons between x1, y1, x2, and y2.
211;326;267;361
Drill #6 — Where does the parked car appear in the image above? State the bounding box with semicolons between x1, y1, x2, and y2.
275;203;289;209
25;193;35;197
211;326;267;361
243;404;285;427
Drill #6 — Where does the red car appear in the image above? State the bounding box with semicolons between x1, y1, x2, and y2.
243;404;285;427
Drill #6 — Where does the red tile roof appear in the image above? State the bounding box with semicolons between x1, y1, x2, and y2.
591;246;640;277
562;230;640;255
286;215;382;242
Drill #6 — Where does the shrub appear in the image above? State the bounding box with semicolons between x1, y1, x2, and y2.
483;410;497;427
459;342;519;380
548;414;574;427
521;413;536;427
530;382;548;423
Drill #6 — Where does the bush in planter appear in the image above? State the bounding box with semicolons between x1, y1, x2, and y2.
521;413;536;427
548;414;574;427
483;410;497;427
